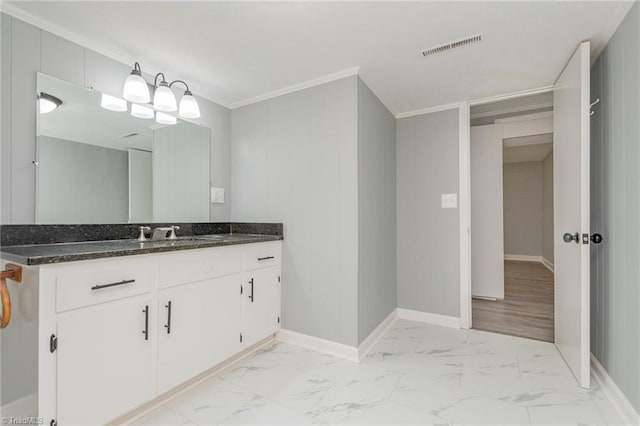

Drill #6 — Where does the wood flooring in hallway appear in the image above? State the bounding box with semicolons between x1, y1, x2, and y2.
472;260;554;342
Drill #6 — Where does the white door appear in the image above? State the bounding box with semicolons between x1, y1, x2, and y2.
471;124;505;299
57;296;154;424
553;41;591;388
157;274;242;393
242;266;281;347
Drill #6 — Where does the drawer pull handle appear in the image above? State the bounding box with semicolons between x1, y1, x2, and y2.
142;305;149;340
257;256;275;261
165;301;172;334
91;279;135;291
249;278;254;302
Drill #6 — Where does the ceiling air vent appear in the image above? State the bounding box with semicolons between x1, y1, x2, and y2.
421;34;483;57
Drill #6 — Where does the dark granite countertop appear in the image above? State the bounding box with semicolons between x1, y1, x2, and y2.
0;234;283;266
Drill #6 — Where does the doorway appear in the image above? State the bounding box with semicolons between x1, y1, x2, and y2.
469;92;555;342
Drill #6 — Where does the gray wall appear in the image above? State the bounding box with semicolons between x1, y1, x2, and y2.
542;153;554;264
503;161;543;257
590;2;640;412
396;108;460;317
0;13;231;225
231;76;359;346
357;78;396;344
36;136;128;224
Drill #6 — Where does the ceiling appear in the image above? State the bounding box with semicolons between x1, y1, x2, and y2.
4;1;633;115
504;143;553;164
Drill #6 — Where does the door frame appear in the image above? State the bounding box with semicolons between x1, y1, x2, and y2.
460;85;554;329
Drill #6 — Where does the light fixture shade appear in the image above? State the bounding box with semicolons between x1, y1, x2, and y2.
100;93;128;112
38;93;62;114
156;111;177;125
131;103;154;119
153;83;177;112
178;91;200;118
123;71;150;103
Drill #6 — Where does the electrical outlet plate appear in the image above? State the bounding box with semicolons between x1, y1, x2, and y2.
441;193;458;209
211;187;225;204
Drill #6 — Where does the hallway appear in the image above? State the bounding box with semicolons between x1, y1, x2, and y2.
472;260;554;342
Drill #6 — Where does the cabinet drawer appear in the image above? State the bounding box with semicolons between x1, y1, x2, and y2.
157;246;243;289
244;241;281;271
55;257;154;313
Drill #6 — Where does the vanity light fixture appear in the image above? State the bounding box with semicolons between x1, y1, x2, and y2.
100;93;128;112
123;63;201;119
131;103;154;119
38;93;62;114
123;62;150;103
156;111;177;125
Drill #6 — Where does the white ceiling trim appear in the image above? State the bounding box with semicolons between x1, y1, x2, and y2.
471;101;553;120
469;85;554;107
395;102;466;119
228;67;360;110
0;1;232;109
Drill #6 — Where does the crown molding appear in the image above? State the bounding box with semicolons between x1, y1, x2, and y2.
229;67;359;109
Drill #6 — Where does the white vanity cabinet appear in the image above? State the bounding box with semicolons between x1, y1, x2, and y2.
242;242;283;347
34;240;281;425
157;274;243;394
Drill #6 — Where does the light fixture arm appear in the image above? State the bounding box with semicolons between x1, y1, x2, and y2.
154;72;169;87
169;80;191;94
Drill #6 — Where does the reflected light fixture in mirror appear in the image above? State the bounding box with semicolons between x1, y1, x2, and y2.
38;92;62;114
131;103;154;119
123;62;150;103
123;62;200;119
156;111;177;125
100;93;127;112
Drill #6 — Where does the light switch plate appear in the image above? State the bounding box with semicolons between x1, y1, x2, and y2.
441;193;458;209
211;187;225;204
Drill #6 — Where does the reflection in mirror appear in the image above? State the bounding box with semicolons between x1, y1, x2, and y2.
36;73;211;224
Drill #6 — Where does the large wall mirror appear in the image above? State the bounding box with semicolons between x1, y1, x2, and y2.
36;73;211;224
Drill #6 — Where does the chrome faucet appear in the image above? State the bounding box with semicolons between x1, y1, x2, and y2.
151;226;180;240
137;226;151;242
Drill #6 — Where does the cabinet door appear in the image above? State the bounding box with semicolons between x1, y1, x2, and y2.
157;274;242;394
242;266;281;347
57;296;154;425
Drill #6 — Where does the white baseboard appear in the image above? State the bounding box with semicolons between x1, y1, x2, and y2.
504;254;542;262
591;354;640;426
277;329;359;362
397;308;460;328
357;309;398;361
0;392;37;419
541;257;554;272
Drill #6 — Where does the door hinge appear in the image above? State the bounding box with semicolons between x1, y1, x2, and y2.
240;285;243;294
240;333;243;343
50;419;57;426
277;316;280;324
278;275;281;283
49;334;57;353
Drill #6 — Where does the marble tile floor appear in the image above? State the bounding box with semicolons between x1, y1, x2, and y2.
134;320;624;425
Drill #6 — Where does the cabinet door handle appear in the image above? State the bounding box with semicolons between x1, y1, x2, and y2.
142;305;149;340
91;279;135;291
249;278;254;302
257;256;274;261
164;301;172;334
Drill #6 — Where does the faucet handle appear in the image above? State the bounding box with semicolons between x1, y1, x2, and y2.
137;226;151;242
168;226;180;240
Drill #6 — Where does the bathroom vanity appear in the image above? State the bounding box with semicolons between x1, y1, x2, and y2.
0;229;282;425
